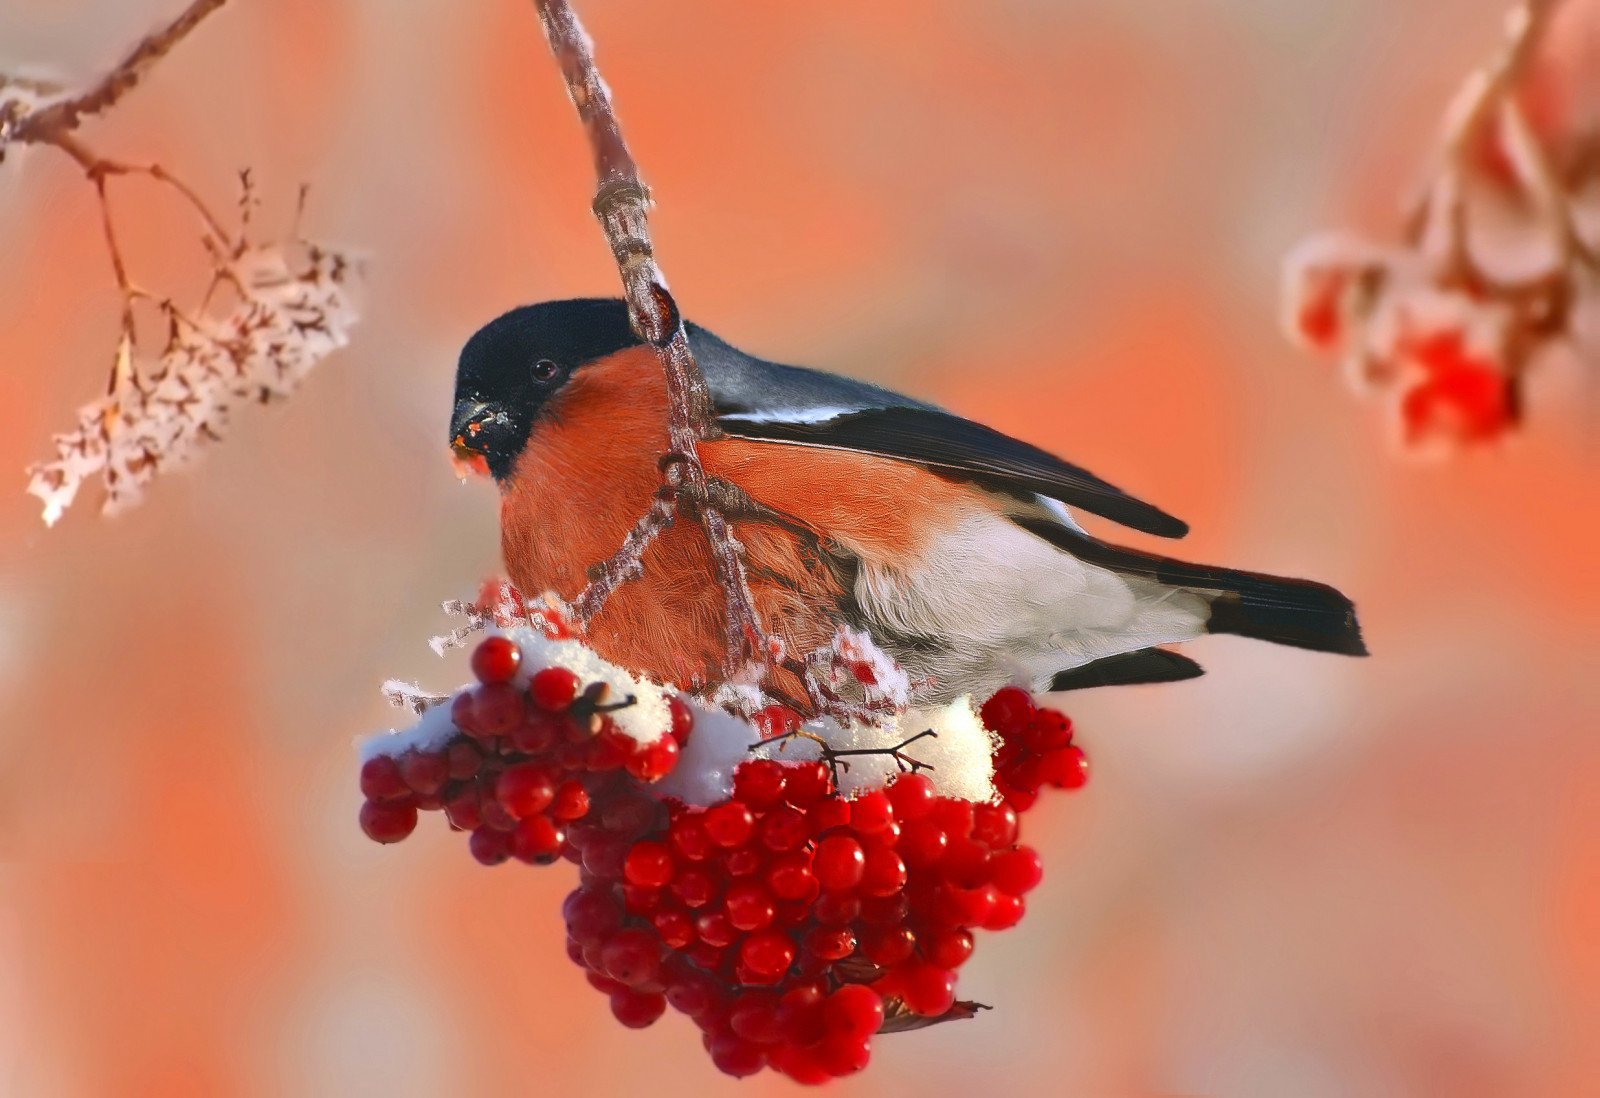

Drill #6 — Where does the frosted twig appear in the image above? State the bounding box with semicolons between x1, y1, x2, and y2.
532;0;772;675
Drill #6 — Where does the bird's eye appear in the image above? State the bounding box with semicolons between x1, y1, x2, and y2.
531;358;560;383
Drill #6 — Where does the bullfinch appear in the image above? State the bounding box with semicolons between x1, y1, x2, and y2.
450;297;1365;702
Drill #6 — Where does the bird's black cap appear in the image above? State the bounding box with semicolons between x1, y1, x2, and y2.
450;298;643;479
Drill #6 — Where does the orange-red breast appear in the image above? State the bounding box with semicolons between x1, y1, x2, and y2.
451;298;1364;700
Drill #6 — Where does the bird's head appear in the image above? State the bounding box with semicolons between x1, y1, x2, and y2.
450;297;642;481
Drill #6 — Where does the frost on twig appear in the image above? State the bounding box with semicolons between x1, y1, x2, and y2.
25;230;360;524
1282;0;1599;449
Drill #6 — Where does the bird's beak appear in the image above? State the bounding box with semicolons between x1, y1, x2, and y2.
449;400;494;479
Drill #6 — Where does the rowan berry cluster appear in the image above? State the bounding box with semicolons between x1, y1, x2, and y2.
359;634;1090;1083
358;634;685;864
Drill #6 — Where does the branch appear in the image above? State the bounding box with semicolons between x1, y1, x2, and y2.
6;0;230;149
532;0;770;675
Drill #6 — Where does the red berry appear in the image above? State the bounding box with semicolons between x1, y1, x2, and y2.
359;756;410;803
729;993;784;1044
777;984;827;1045
585;728;632;771
468;826;510;866
1025;708;1074;752
860;845;907;898
983;892;1025;930
470;635;521;684
600;928;662;988
472;682;526;735
623;840;674;888
812;891;861;927
739;930;796;982
942;837;991;888
758;805;810;852
895;962;957;1017
442;790;482;832
922;926;974;968
449;691;483;738
815;1033;871;1077
609;990;666;1029
509;713;562;754
808;797;851;835
782;761;833;806
707;1035;764;1078
937;882;997;927
703;802;755;848
859;892;909;928
849;789;895;833
723;846;764;877
725;881;777;932
898;819;949;868
599;794;659;837
446;740;483;780
971;802;1019;848
550;779;590;821
860;925;916;967
732;759;788;808
766;852;817;901
495;763;556;818
814;834;866;891
990;846;1043;895
930;798;974;839
668;694;695;744
652;908;695;950
359;799;417;843
695;910;737;949
771;1044;830;1085
1044;744;1090;789
803;924;856;962
824;984;884;1038
886;771;936;821
980;685;1035;736
563;887;622;943
671;867;716;908
624;735;679;782
528;666;581;711
507;815;564;864
668;814;711;861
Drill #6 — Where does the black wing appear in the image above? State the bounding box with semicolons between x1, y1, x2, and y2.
689;323;1189;539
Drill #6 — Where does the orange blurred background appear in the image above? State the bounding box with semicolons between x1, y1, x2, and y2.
1;1;1595;1095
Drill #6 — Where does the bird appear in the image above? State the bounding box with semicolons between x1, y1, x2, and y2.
450;297;1365;704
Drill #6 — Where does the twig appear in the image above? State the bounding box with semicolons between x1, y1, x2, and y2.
7;0;230;147
532;0;772;675
750;728;939;788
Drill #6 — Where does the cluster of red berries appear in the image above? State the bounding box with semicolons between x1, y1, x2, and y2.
564;755;1055;1083
982;686;1090;810
358;635;686;866
358;636;1091;1083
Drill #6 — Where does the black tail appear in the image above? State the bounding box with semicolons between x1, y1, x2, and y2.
1049;648;1205;692
1018;520;1368;657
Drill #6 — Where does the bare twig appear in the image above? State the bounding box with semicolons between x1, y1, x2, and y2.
750;728;940;788
532;0;772;675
